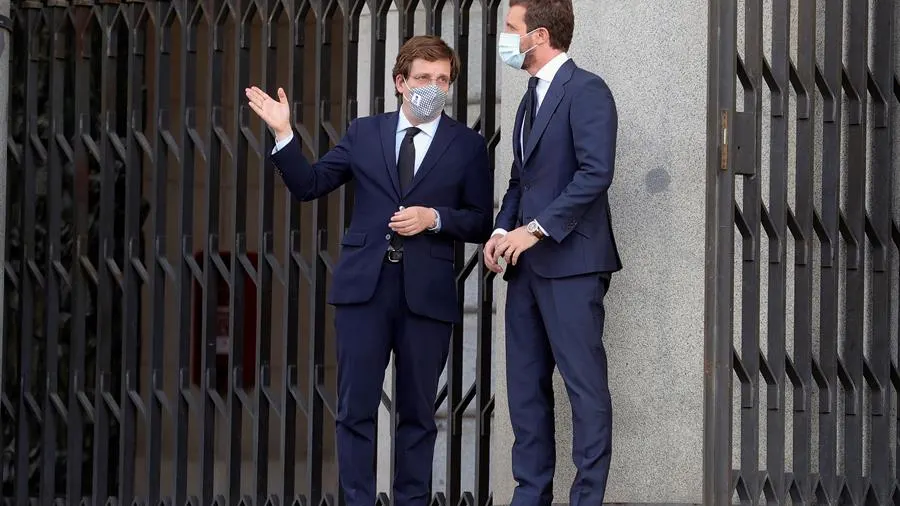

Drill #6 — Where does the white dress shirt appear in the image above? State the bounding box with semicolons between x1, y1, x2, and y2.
494;52;570;239
272;109;443;231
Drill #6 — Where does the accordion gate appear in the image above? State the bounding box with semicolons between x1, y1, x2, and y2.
3;0;499;504
706;0;900;505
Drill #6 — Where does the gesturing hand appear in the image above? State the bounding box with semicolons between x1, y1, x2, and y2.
245;86;292;140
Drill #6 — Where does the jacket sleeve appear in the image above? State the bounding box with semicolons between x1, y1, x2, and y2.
536;78;617;243
270;120;357;201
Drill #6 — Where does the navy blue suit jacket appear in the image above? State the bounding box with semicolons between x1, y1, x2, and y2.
496;59;622;278
270;111;494;323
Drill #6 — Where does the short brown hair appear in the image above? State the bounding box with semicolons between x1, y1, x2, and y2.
509;0;574;52
392;35;460;90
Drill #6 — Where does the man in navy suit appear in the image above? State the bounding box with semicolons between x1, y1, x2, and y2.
483;0;621;504
246;35;493;506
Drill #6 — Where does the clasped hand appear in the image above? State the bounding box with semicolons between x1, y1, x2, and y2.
389;206;437;236
483;226;539;272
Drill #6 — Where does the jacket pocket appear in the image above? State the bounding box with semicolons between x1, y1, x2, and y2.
341;232;367;247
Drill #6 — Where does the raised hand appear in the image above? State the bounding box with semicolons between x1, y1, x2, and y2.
245;86;291;140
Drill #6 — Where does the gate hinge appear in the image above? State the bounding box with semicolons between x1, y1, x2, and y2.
719;110;756;176
719;111;728;171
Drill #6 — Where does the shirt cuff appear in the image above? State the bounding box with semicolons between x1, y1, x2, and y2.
428;209;441;232
491;228;508;237
534;221;548;236
272;132;294;154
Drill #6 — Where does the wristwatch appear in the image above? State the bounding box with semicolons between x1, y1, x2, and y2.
526;220;545;240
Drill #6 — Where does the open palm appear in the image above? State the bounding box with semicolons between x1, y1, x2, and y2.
245;86;291;139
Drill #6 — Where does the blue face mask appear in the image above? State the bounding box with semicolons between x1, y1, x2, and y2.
498;29;539;69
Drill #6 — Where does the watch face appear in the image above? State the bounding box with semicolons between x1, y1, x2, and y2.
527;222;536;232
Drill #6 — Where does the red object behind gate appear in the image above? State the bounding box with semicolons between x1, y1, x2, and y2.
190;250;258;392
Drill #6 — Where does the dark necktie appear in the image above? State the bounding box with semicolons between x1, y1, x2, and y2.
522;76;539;151
398;126;421;194
391;126;421;252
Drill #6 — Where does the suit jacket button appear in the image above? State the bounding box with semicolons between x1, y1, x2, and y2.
385;234;391;240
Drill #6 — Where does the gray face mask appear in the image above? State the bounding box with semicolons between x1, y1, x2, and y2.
403;78;447;121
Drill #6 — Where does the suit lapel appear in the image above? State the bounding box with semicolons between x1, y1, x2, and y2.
380;112;401;197
405;114;460;195
523;59;575;164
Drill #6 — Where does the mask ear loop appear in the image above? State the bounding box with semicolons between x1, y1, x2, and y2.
401;76;416;105
520;27;544;55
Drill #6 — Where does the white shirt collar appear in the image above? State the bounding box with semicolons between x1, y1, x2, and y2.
534;52;570;84
397;109;441;137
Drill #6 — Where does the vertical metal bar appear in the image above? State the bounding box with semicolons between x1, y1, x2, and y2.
791;0;816;496
342;0;359;126
842;0;867;498
152;0;182;503
67;3;94;502
818;0;843;497
369;0;387;116
216;0;247;502
122;2;153;494
16;5;41;504
445;1;470;501
42;3;67;503
308;0;330;501
119;1;146;503
895;1;900;487
190;0;220;500
225;0;250;504
766;0;789;499
474;0;500;503
398;0;412;47
144;0;167;502
702;0;736;502
0;0;10;475
448;0;467;124
92;1;121;502
279;0;302;500
738;0;762;498
254;0;276;502
233;0;253;497
868;0;894;500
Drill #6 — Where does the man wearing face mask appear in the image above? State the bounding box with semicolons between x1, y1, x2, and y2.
245;35;493;506
484;0;621;505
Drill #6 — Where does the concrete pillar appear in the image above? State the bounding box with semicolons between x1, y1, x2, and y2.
491;1;708;504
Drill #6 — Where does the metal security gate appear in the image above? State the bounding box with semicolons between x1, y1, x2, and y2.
1;0;500;504
705;0;900;504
